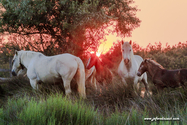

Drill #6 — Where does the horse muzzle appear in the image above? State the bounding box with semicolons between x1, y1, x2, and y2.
137;71;142;76
11;70;17;76
124;59;130;65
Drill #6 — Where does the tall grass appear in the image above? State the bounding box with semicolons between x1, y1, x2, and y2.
0;76;186;124
0;94;99;125
105;108;148;125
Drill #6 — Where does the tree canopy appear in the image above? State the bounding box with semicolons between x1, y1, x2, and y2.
0;0;140;56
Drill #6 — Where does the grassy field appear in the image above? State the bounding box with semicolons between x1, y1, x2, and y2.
0;76;186;125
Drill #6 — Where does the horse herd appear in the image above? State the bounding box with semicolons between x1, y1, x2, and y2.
11;40;187;99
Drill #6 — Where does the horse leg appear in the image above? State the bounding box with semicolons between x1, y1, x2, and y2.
142;74;149;91
58;67;76;97
92;77;97;90
133;78;140;96
121;77;128;87
30;78;39;90
141;78;150;97
90;71;97;90
142;79;148;91
153;79;165;92
62;78;72;96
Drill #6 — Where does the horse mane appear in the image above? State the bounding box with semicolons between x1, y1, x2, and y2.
20;50;43;55
147;59;165;69
20;50;44;58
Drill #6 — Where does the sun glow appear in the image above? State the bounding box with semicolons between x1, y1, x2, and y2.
96;52;101;57
97;22;123;55
97;35;122;54
90;51;101;57
87;21;123;56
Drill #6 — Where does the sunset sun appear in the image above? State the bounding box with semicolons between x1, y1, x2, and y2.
96;52;101;57
90;51;101;57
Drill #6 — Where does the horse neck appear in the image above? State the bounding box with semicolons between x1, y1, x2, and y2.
147;62;162;78
20;51;40;68
124;53;135;70
130;53;136;65
95;58;104;75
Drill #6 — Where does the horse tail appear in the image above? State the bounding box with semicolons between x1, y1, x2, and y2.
75;57;86;98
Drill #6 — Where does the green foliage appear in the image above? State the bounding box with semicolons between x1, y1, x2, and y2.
0;0;140;56
0;0;140;35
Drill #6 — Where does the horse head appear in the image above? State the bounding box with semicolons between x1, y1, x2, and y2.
137;59;148;76
121;40;133;65
11;50;24;76
86;53;97;69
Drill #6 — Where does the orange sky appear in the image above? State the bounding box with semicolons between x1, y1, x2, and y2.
98;0;187;54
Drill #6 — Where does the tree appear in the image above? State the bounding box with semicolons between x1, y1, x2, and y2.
0;0;140;56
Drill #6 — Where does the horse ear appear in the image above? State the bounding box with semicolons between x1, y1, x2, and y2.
121;40;124;45
129;40;132;45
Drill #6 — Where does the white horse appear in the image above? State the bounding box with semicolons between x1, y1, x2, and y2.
11;50;86;98
118;40;148;93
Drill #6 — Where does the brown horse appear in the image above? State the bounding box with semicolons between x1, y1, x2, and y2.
86;53;113;86
137;58;187;90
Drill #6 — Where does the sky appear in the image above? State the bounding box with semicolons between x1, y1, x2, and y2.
98;0;187;54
